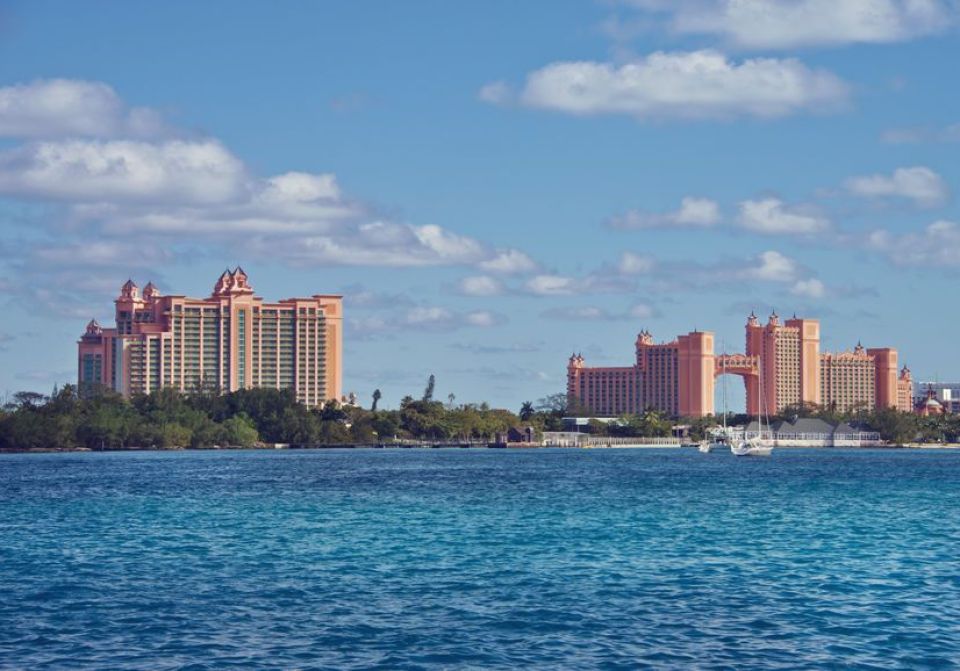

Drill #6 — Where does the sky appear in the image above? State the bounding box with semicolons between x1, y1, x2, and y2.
0;0;959;412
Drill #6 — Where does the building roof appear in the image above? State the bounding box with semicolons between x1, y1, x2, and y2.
745;417;861;435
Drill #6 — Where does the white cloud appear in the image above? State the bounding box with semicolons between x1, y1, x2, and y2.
618;252;657;274
465;311;503;327
846;166;949;208
737;198;830;235
478;81;512;105
609;197;721;229
0;79;166;138
260;171;341;203
791;278;826;299
459;275;504;296
404;306;455;326
741;250;801;283
414;225;487;261
242;223;490;268
0;139;246;205
0;78;541;296
351;305;506;338
525;274;579;296
477;249;539;274
488;50;849;120
634;0;955;49
869;220;960;266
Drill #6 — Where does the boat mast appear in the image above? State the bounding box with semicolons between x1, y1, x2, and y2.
721;342;727;433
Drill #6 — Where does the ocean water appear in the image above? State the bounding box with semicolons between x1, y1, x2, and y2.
1;448;959;670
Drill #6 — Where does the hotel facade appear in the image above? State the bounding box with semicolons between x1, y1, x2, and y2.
78;268;343;406
567;312;912;418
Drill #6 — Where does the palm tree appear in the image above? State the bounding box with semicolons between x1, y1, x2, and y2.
519;401;535;421
372;388;382;412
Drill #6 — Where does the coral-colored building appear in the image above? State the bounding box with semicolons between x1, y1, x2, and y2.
78;268;343;406
567;313;912;418
567;329;715;417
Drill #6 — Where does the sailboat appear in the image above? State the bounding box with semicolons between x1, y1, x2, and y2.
701;347;731;453
732;358;774;457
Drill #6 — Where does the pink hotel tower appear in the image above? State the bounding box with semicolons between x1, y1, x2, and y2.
78;268;343;406
567;312;913;418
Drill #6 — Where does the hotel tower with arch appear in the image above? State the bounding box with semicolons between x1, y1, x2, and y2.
567;312;913;418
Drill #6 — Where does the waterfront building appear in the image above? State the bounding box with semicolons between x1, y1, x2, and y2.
567;313;911;418
566;329;714;417
913;381;960;413
897;366;914;413
915;386;947;416
742;418;882;447
77;268;343;405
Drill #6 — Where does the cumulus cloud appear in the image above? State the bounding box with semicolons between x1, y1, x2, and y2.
741;250;801;283
0;139;247;205
485;50;849;120
0;79;166;138
464;311;505;327
737;198;830;235
628;0;955;49
477;248;539;274
350;305;506;338
458;275;504;296
846;166;949;208
790;277;827;299
618;252;657;275
869;220;960;266
525;274;579;296
0;77;541;312
609;197;721;229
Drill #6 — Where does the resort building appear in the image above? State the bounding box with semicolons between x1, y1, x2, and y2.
567;329;714;417
567;313;912;418
913;381;960;414
77;268;343;405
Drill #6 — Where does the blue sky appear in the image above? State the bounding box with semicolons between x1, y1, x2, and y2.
1;0;959;412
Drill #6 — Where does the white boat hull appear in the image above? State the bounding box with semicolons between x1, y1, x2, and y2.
731;441;773;457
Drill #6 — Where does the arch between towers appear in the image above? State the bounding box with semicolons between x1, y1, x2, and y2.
713;354;760;416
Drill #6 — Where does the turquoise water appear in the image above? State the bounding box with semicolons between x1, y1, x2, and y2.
2;448;959;669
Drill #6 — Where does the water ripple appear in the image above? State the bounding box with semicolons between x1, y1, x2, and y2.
1;448;959;669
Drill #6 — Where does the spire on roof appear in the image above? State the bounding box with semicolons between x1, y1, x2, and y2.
119;279;139;299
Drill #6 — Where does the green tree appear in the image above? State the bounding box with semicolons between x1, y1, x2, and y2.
519;401;535;421
157;423;192;449
423;374;436;402
220;414;259;447
372;388;382;412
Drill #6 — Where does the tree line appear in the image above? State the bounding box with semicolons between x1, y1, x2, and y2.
0;381;528;451
1;382;954;450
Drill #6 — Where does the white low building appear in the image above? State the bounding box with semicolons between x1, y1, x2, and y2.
741;418;882;447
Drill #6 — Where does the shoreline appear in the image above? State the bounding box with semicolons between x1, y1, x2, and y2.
3;443;960;455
